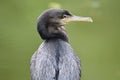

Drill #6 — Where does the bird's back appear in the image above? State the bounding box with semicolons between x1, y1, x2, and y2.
30;39;81;80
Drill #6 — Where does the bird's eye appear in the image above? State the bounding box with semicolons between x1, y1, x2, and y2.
63;15;68;18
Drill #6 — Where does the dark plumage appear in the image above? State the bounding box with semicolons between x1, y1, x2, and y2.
30;9;92;80
37;9;72;42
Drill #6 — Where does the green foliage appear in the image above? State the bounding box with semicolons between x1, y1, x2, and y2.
0;0;120;80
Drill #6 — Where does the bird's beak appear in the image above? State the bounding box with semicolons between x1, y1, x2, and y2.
61;15;93;23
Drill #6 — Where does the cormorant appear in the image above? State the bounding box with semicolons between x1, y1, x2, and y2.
30;9;92;80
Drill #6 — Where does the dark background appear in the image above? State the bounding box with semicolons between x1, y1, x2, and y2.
0;0;120;80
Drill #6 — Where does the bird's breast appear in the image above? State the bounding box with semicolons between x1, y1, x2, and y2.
31;39;81;80
38;39;73;66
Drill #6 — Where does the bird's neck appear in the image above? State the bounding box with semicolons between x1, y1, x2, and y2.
46;37;68;43
46;23;69;42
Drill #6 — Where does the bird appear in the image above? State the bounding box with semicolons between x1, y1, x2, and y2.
30;9;93;80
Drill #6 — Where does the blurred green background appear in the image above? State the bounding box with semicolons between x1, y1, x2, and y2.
0;0;120;80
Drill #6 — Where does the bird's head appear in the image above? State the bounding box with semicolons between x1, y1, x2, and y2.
37;9;93;42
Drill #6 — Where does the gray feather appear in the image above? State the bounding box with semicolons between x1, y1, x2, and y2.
30;39;81;80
